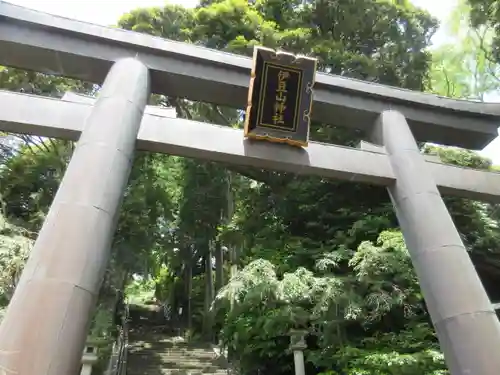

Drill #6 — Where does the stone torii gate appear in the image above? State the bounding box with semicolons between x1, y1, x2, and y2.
1;2;500;375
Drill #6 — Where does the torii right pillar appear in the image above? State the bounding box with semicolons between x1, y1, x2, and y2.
372;110;500;374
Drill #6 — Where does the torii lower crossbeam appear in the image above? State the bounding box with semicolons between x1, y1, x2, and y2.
1;90;500;203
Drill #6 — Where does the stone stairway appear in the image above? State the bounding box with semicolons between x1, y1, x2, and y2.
126;305;229;375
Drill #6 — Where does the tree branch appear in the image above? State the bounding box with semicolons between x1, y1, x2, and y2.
210;104;233;127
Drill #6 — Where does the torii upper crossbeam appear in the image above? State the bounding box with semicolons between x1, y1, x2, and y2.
0;1;499;149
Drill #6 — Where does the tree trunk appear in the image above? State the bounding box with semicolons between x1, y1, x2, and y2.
225;172;238;310
178;245;193;333
214;240;223;294
186;260;193;332
203;241;214;341
229;247;238;310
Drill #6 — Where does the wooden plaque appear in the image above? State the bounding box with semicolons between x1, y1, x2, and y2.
244;46;317;147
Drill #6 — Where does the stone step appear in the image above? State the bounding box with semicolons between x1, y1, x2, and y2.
129;357;219;364
127;364;228;373
128;350;218;357
129;372;228;374
126;309;227;375
129;350;217;358
128;365;225;372
126;333;228;375
127;365;228;374
128;359;220;367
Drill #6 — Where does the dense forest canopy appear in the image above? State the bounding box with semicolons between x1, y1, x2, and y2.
468;0;500;63
0;0;500;374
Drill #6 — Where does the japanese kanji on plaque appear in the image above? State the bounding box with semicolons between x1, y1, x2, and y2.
244;46;317;147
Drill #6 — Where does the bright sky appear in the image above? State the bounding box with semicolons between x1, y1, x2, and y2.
4;0;499;163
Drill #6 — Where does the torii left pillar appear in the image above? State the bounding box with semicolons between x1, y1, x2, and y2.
0;58;150;375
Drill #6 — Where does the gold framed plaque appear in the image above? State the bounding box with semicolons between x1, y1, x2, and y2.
244;46;317;147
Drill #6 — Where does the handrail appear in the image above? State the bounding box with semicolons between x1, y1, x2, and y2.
118;307;129;375
106;304;129;375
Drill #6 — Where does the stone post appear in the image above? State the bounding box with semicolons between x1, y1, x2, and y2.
0;58;150;375
80;343;99;375
290;330;308;375
372;110;500;374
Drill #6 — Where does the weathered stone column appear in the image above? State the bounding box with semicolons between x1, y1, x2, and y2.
290;330;307;375
0;58;149;375
372;110;500;375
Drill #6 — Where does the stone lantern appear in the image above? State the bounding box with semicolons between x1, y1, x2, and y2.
289;329;308;375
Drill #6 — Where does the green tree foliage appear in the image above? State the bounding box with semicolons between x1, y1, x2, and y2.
467;0;500;62
0;214;33;310
430;0;500;98
215;232;447;374
0;66;94;97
